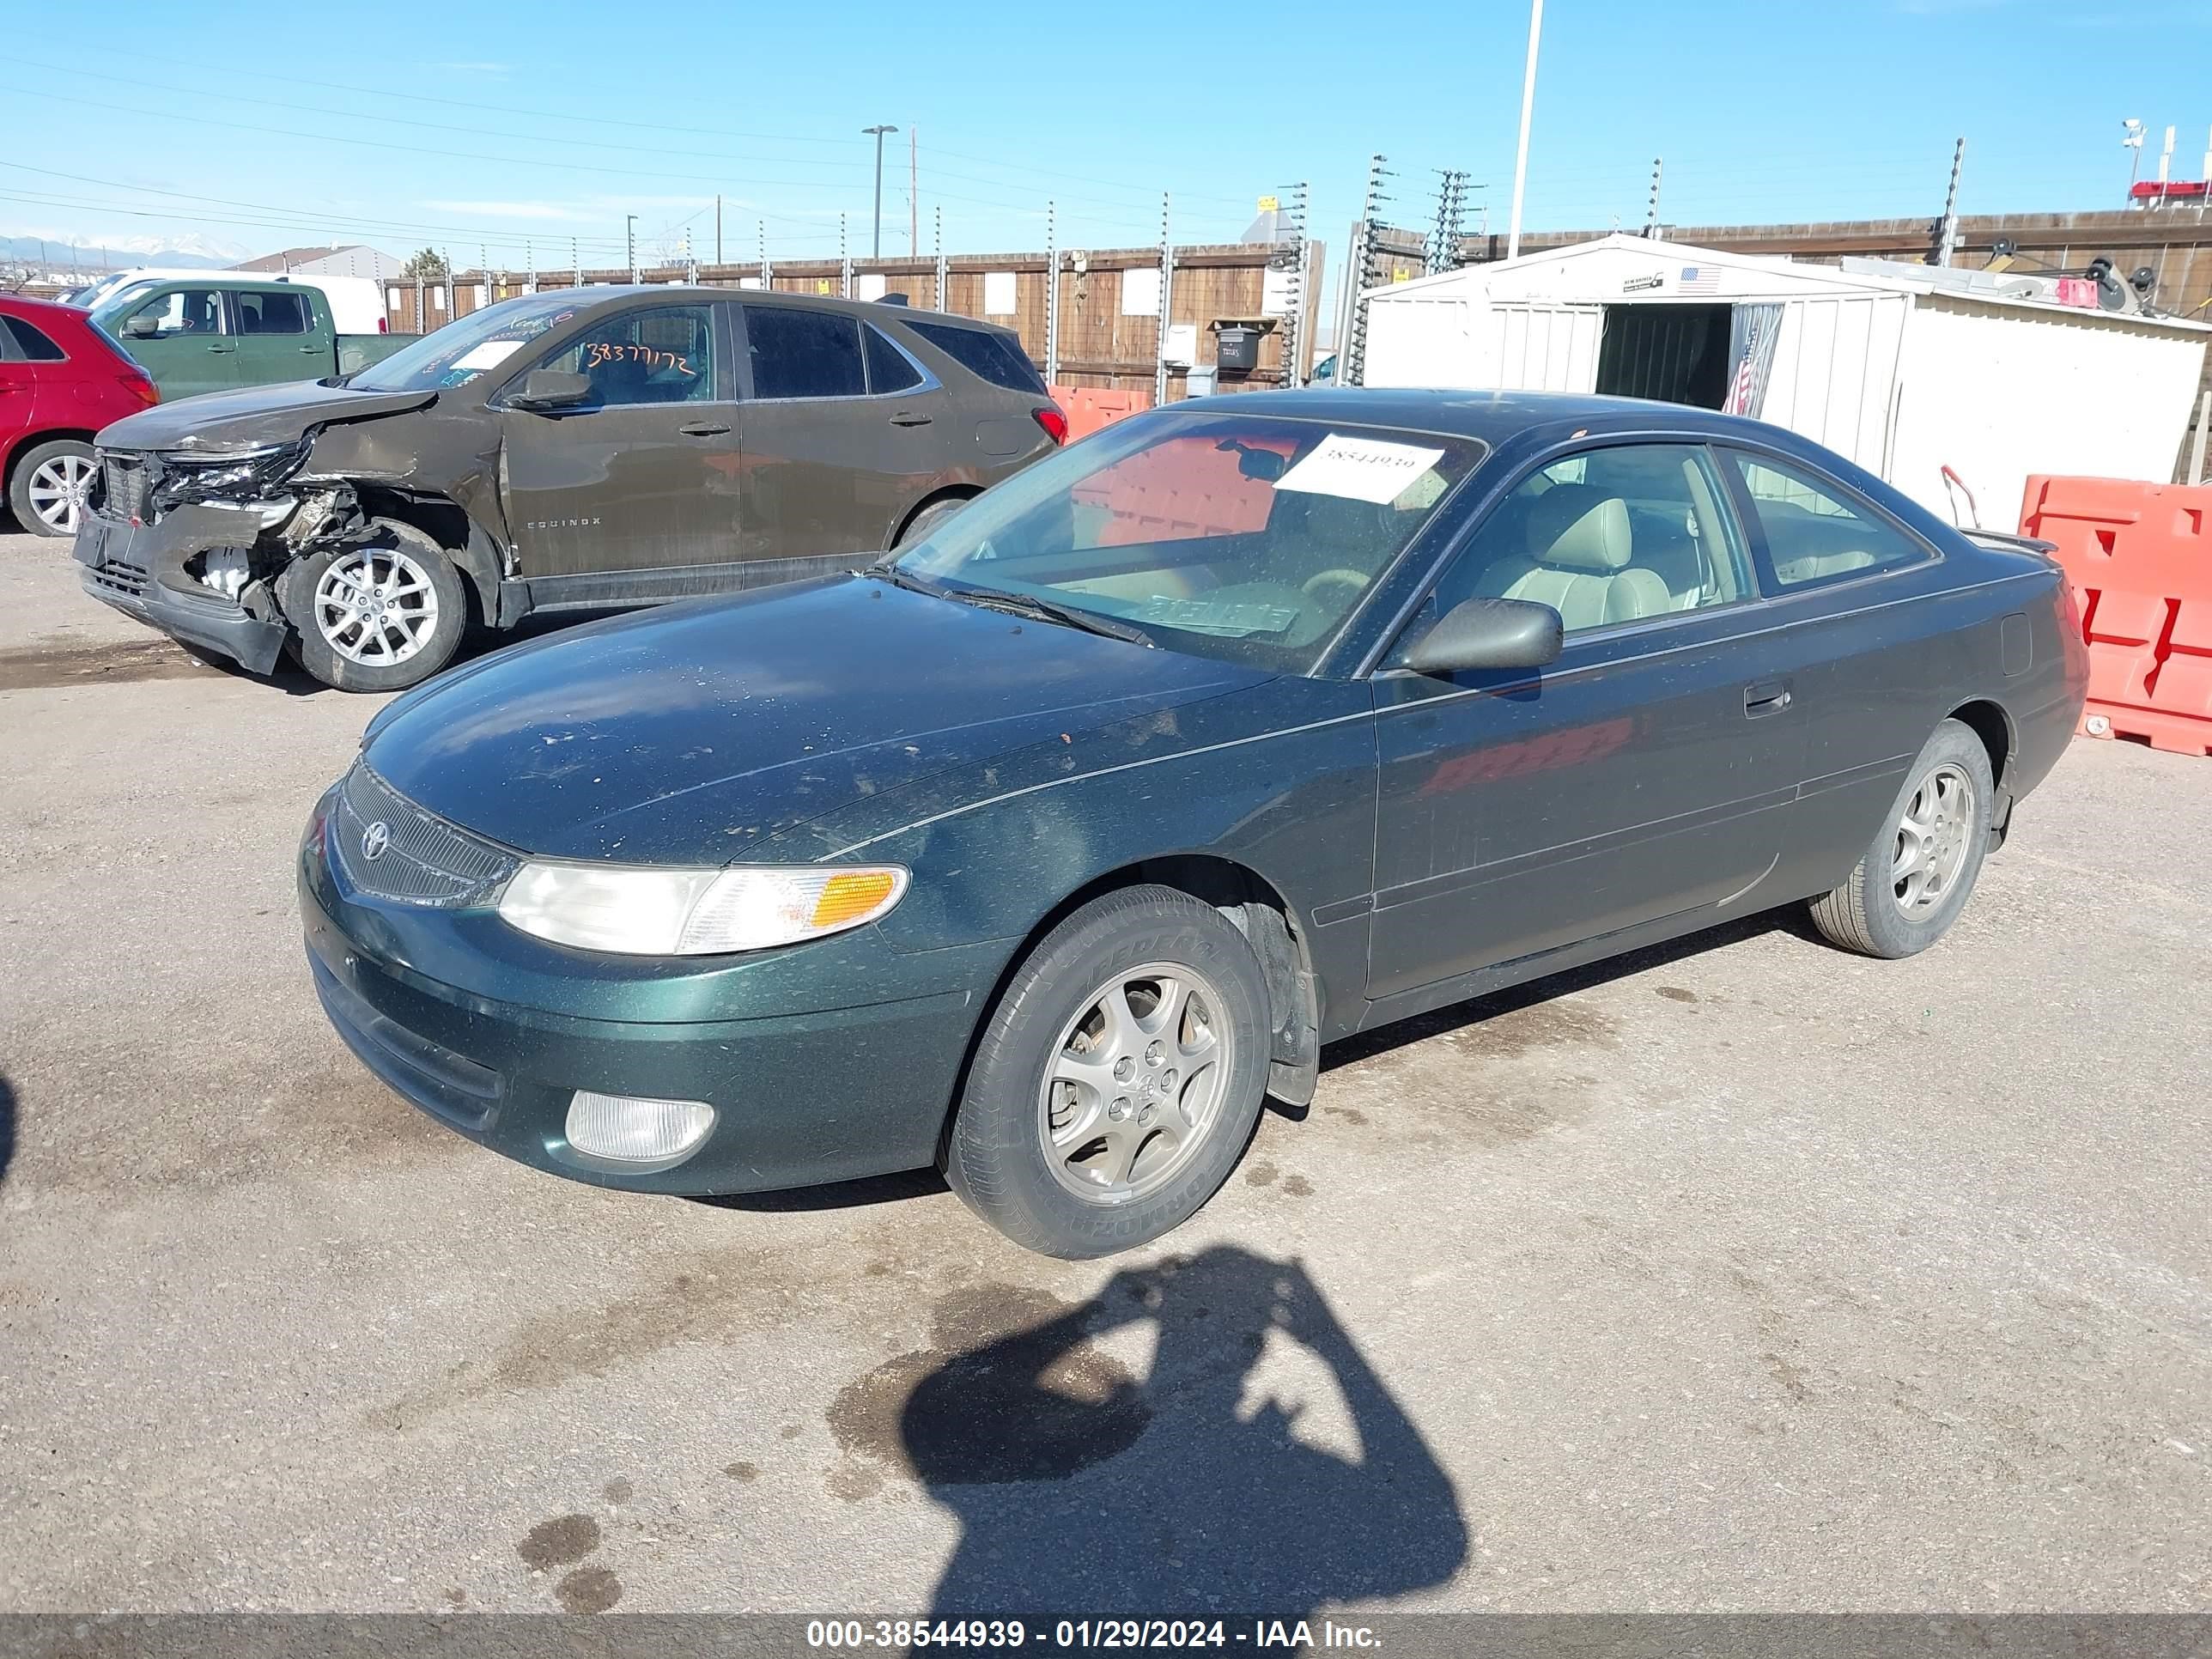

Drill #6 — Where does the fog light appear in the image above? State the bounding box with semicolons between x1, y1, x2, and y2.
564;1091;715;1168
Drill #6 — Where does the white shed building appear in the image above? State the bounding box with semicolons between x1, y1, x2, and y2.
1358;234;2209;525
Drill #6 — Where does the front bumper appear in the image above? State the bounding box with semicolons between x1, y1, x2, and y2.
75;506;288;675
298;795;997;1196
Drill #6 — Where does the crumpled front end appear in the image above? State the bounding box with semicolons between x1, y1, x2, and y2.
75;440;389;674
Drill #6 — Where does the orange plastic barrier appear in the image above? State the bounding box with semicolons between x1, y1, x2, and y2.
2019;474;2212;757
1067;432;1297;544
1048;384;1152;443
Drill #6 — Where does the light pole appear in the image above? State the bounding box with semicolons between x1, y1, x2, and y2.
626;214;638;281
1506;0;1543;260
863;125;898;258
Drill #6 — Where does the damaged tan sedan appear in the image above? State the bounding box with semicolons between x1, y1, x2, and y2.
75;287;1064;690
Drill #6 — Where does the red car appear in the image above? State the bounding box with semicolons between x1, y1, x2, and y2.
2;294;159;538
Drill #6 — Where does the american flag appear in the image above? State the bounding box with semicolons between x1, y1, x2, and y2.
1679;265;1720;295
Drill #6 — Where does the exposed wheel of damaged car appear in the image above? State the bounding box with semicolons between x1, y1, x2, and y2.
283;520;467;692
295;389;2085;1256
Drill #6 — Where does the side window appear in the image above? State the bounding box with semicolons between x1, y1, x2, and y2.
1416;442;1752;641
533;305;714;406
131;289;227;338
745;307;866;399
237;290;312;335
905;319;1048;393
3;315;65;362
864;325;924;394
1730;454;1930;588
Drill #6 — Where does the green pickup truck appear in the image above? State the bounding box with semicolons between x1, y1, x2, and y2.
88;279;417;402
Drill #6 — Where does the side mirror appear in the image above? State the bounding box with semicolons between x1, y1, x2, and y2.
1401;597;1563;676
507;368;594;411
123;314;160;339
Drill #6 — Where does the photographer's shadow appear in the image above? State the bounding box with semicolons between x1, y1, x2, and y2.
901;1245;1467;1619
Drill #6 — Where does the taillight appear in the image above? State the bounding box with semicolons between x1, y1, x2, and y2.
1032;404;1067;446
119;371;158;407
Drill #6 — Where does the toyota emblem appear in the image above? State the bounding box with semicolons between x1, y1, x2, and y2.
362;821;391;861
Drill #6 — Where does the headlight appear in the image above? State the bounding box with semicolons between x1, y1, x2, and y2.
495;861;908;956
149;440;310;514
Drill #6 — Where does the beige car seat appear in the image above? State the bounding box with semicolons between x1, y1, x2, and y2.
1474;484;1672;629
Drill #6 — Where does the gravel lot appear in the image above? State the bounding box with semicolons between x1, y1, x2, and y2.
1;526;2207;1617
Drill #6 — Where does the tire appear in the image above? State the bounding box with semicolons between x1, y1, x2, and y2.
893;495;970;550
1808;718;1996;959
282;519;468;693
9;439;97;538
943;884;1273;1258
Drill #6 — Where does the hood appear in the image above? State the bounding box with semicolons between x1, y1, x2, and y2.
96;380;435;453
363;574;1271;866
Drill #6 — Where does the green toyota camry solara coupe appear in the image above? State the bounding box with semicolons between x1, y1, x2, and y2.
301;390;2085;1256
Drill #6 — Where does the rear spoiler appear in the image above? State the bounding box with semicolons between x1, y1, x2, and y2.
1960;528;2058;558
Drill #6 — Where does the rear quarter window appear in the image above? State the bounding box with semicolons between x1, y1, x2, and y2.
905;320;1047;394
3;315;67;362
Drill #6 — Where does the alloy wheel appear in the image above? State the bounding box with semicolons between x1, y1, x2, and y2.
1892;762;1977;918
313;545;441;667
1037;962;1235;1205
27;453;95;534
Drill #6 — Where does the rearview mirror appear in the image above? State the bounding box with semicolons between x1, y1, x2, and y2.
507;368;594;411
123;314;159;339
1401;597;1563;676
1215;437;1287;483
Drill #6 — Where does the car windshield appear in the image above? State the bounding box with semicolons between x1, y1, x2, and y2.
347;291;589;393
894;410;1486;672
85;280;166;327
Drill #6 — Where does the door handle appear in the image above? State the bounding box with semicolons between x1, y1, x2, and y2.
678;422;732;437
889;412;933;427
1745;680;1794;717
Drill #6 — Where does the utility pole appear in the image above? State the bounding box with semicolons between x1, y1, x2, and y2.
1044;199;1059;387
1155;193;1175;406
934;207;946;311
1427;170;1468;275
715;195;723;266
526;240;535;294
759;221;772;288
839;213;851;297
572;237;580;289
626;214;637;282
1644;157;1663;237
442;246;453;320
909;128;919;256
1276;180;1310;386
1936;137;1966;266
1341;155;1391;387
863;124;898;259
1507;0;1544;259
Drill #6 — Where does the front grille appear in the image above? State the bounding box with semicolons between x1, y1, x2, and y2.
88;562;148;599
332;762;518;908
100;454;153;522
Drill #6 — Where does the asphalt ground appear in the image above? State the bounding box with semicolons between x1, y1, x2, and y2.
1;527;2206;1618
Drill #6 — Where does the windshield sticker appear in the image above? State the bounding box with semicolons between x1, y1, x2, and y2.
1276;434;1448;505
452;340;526;372
1134;598;1299;637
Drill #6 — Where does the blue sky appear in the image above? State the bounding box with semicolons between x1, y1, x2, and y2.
2;0;2207;276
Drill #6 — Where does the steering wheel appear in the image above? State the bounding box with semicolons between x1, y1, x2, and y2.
1300;568;1370;604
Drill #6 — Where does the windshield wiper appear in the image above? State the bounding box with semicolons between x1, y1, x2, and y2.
952;588;1155;647
871;566;1152;646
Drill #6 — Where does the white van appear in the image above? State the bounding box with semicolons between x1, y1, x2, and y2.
70;270;392;334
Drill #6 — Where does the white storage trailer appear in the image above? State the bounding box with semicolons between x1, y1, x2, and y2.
1358;234;2209;526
